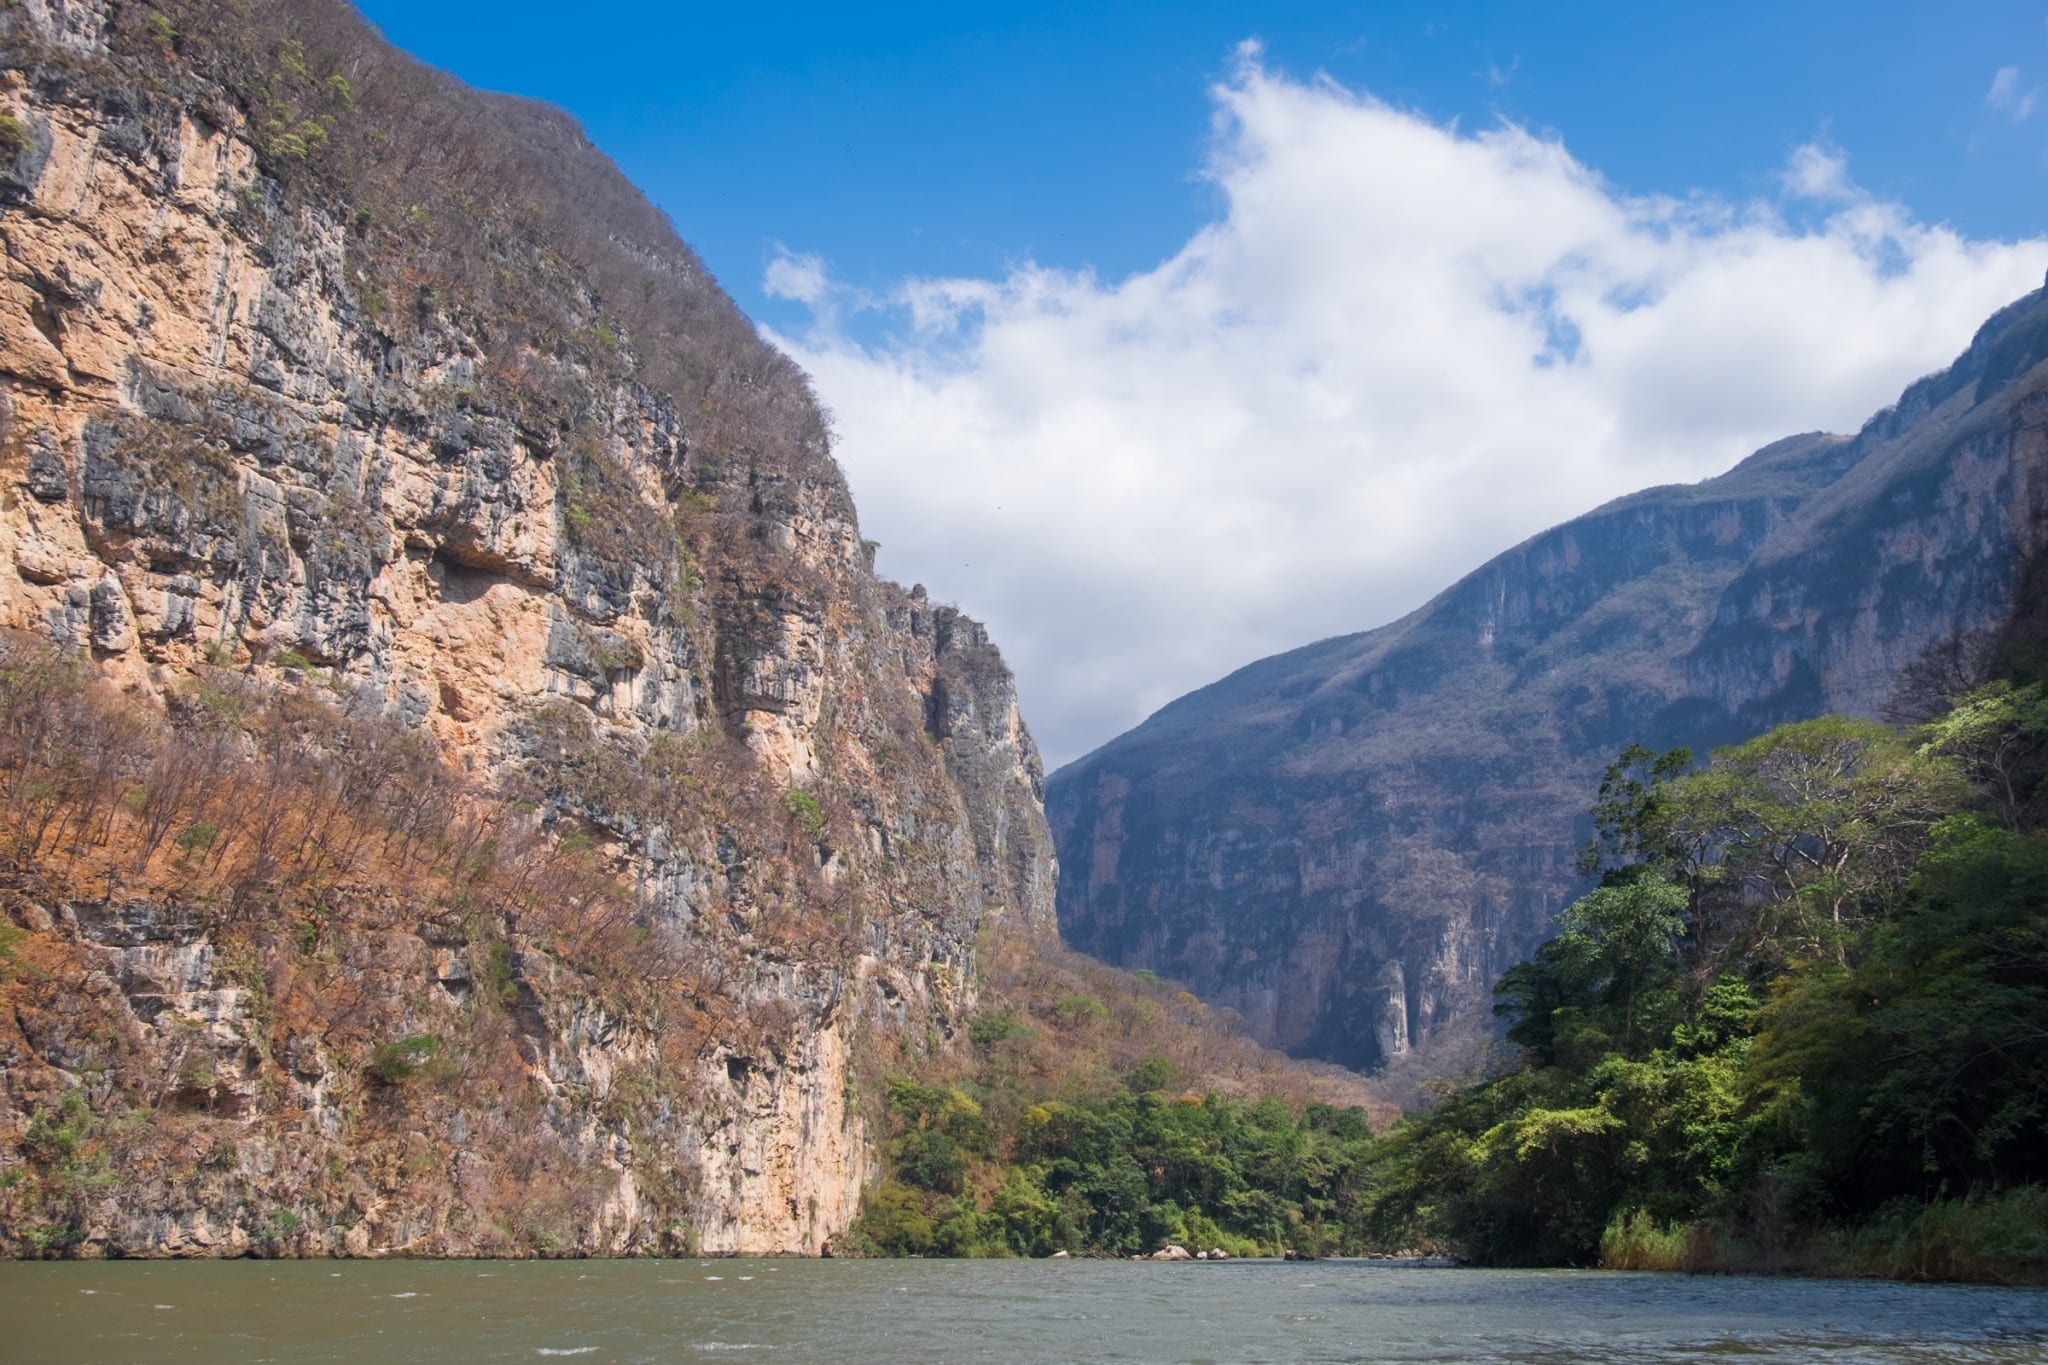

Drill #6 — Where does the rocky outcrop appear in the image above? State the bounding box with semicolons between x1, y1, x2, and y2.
1049;282;2048;1081
0;0;1055;1255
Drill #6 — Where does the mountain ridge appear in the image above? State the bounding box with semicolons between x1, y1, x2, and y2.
1050;276;2048;1082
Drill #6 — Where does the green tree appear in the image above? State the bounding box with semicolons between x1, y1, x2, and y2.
1917;680;2048;830
1667;717;1963;966
1564;878;1688;1053
1756;816;2048;1202
1578;743;1695;881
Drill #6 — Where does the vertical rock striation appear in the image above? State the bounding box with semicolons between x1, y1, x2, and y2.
0;0;1054;1254
1049;282;2048;1083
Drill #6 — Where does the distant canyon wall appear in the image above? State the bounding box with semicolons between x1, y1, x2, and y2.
1050;283;2048;1081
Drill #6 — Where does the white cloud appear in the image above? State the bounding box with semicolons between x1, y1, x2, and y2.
762;247;832;307
1987;65;2040;121
769;53;2048;770
1781;139;1853;199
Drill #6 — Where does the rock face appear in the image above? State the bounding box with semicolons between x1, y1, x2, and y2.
1049;283;2048;1080
0;0;1053;1254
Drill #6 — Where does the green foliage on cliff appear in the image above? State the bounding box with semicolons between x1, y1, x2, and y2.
1361;654;2048;1282
365;1034;441;1086
782;788;825;836
9;1090;126;1256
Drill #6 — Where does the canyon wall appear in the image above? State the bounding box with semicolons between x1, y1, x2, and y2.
0;0;1053;1255
1049;284;2048;1083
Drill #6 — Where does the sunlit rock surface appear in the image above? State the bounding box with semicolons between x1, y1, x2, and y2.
0;0;1053;1255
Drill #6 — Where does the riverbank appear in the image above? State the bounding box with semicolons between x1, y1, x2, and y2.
1600;1189;2048;1286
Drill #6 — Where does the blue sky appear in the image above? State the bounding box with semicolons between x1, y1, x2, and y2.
356;2;2048;767
357;2;2048;326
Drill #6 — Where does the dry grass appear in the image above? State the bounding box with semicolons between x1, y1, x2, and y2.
941;928;1394;1129
0;635;744;1255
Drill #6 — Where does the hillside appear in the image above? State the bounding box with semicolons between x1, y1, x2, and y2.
1048;280;2048;1083
1359;645;2048;1280
0;0;1068;1255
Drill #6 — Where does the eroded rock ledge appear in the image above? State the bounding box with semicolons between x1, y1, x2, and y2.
0;0;1055;1256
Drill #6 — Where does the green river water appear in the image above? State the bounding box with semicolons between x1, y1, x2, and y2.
3;1258;2045;1363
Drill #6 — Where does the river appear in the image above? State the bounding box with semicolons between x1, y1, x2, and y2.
4;1258;2045;1362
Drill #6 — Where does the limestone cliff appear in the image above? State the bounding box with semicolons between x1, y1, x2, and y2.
1049;282;2048;1083
0;0;1053;1255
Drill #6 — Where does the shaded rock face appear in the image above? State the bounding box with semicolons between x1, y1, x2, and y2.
1049;284;2048;1080
0;0;1053;1254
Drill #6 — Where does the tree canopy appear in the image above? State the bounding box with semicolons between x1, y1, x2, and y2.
1362;665;2048;1281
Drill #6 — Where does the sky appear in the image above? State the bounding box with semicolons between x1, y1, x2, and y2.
356;2;2048;770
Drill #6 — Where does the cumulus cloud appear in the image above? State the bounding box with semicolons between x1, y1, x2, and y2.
767;52;2048;769
1987;65;2040;121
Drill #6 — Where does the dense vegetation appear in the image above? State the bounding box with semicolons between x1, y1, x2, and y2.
846;1011;1382;1259
851;1076;1377;1259
848;633;2048;1280
1359;647;2048;1282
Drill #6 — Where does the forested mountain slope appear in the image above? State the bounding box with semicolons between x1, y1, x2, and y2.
1049;280;2048;1081
1361;643;2048;1280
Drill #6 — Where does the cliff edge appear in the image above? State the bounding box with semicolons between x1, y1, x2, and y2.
0;0;1054;1255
